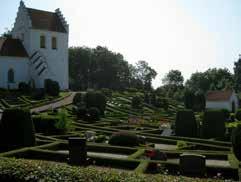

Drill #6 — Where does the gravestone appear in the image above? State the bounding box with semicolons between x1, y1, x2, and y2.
180;153;206;176
68;137;87;166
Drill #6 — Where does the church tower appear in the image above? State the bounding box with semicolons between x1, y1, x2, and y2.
12;1;69;89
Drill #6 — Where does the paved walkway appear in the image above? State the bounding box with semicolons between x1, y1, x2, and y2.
0;92;75;120
31;92;76;113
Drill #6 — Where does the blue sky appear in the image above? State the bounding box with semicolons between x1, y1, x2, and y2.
1;0;241;88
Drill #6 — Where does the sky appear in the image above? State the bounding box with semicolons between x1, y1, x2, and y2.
1;0;241;88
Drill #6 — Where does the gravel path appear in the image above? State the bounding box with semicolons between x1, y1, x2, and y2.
167;158;231;167
57;150;128;159
31;92;76;113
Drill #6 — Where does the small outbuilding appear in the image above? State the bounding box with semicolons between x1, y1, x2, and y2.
206;90;239;112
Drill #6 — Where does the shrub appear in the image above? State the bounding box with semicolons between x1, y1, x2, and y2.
231;125;241;160
144;93;150;104
76;106;87;119
131;96;143;109
44;79;60;96
101;88;112;98
87;107;100;121
109;131;139;147
177;141;188;150
0;108;35;149
235;109;241;121
175;110;198;137
150;93;156;106
202;110;226;139
83;91;107;115
73;92;82;105
221;109;230;121
32;88;45;100
155;98;169;110
55;109;71;132
32;115;58;134
18;82;30;93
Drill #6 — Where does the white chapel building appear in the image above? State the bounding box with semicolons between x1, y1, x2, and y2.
0;1;69;90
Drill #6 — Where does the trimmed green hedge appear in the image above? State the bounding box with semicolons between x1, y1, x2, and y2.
0;108;35;149
32;115;59;134
231;124;241;160
202;110;226;139
0;157;218;182
175;110;198;137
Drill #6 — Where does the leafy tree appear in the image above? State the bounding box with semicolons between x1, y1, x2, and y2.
234;56;241;92
131;60;157;91
69;46;132;90
162;70;184;87
1;28;12;38
185;68;233;93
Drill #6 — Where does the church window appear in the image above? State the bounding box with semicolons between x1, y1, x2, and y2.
40;35;46;48
8;69;14;83
52;37;57;49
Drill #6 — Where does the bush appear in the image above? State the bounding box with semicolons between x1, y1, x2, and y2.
0;108;35;149
144;93;150;104
231;125;241;160
55;109;71;132
109;131;139;147
175;110;198;137
44;79;60;96
221;109;230;121
101;88;112;98
33;115;58;134
18;82;30;93
131;96;143;109
87;107;100;121
76;106;87;119
202;110;226;139
155;98;169;110
73;92;82;106
235;109;241;121
32;88;45;100
83;91;107;115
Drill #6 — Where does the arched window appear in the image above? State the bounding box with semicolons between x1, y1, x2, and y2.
8;69;14;83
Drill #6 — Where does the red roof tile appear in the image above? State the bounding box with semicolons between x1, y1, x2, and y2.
206;90;233;101
27;8;67;33
0;37;28;57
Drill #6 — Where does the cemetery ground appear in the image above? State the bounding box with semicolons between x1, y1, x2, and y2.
0;90;240;181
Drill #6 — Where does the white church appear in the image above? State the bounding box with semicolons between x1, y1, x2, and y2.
0;1;69;90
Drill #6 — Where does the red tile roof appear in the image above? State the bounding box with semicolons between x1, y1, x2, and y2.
0;37;28;57
27;8;67;33
206;90;233;101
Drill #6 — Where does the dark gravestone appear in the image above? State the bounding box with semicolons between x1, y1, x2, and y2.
68;137;87;166
180;153;206;177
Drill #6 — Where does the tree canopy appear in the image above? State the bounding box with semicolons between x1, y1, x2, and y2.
69;47;157;91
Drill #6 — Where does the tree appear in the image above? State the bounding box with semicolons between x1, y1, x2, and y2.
69;46;132;90
162;70;184;87
131;60;157;90
185;68;233;93
234;56;241;92
1;28;12;38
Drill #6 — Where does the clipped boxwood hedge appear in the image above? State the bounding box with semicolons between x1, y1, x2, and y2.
202;110;226;139
0;108;35;149
175;110;198;137
32;115;59;134
0;157;221;182
109;131;140;147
